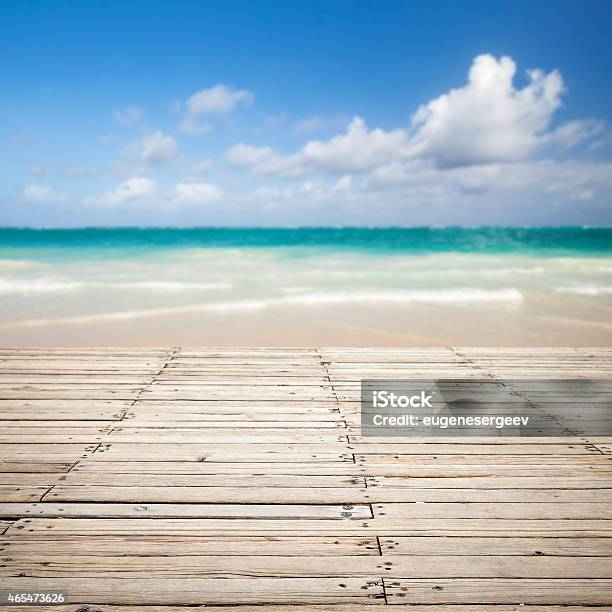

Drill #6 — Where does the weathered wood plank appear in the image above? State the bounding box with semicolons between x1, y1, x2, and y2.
41;486;612;504
8;518;612;537
0;486;49;502
3;555;612;579
0;432;348;443
0;503;371;519
365;475;612;489
73;457;612;471
0;536;380;557
384;579;612;605
0;577;384;605
0;462;71;473
380;536;612;556
356;454;611;465
374;502;612;519
57;473;364;487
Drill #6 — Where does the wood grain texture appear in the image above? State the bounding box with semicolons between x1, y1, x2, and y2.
0;346;610;607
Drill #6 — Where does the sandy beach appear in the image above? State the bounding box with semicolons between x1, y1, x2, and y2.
2;293;611;346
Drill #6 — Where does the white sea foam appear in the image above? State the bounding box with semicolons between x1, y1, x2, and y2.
109;281;232;291
0;279;84;293
282;288;523;305
479;267;545;277
555;285;612;296
281;286;313;294
0;278;231;294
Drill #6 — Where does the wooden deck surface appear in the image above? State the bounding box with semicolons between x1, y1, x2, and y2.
1;347;611;611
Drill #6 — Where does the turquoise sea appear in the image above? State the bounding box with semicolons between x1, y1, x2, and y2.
1;227;612;257
0;227;611;343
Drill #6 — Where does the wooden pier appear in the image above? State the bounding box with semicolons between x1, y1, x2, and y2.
0;347;611;610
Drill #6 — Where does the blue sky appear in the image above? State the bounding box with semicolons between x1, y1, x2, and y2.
1;0;611;226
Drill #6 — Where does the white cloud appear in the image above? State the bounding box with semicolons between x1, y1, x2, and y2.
187;84;254;115
225;144;303;179
195;159;214;174
114;106;144;126
168;182;224;206
333;175;353;192
225;117;408;177
31;165;46;177
179;84;254;136
226;144;280;168
365;158;612;203
179;116;211;135
542;119;604;151
243;158;612;223
23;184;68;204
133;131;179;165
409;54;565;167
301;117;408;173
90;177;156;206
225;54;602;182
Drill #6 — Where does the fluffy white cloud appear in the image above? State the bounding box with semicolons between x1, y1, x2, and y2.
168;182;224;206
301;117;408;173
225;144;283;168
187;84;254;115
409;54;565;167
226;54;600;181
225;118;409;178
23;184;68;204
113;106;144;126
136;131;179;164
225;145;303;178
179;84;254;136
90;177;156;206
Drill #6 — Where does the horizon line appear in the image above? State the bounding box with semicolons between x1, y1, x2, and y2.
1;225;611;231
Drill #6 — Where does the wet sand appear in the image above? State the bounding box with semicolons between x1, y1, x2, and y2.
2;294;611;347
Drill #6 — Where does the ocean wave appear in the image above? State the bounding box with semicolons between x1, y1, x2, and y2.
114;281;232;291
0;278;231;294
555;285;612;296
479;267;545;276
281;289;523;305
0;279;85;293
